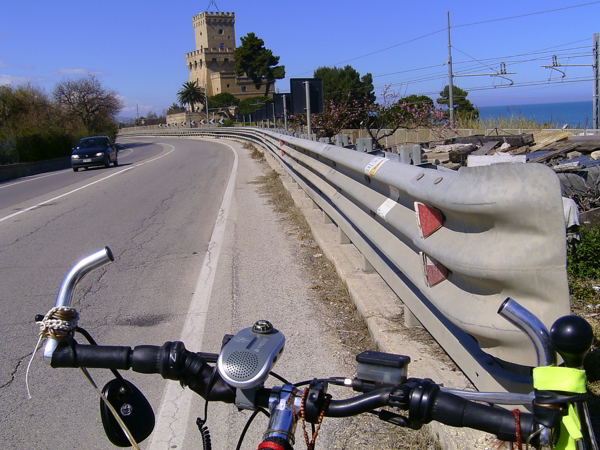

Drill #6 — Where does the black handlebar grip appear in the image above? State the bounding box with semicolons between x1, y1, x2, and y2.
429;390;536;442
51;340;132;370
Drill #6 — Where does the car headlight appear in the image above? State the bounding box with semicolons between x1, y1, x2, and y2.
95;152;105;157
71;155;79;159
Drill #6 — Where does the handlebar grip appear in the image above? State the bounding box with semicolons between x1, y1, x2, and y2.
51;341;132;370
50;339;236;404
428;390;536;442
51;340;190;377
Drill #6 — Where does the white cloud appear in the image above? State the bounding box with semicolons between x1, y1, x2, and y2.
0;61;35;70
0;74;52;86
53;68;107;76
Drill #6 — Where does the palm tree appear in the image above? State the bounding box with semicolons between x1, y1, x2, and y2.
177;81;206;112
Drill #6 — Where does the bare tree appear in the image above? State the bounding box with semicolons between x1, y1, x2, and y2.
53;74;123;134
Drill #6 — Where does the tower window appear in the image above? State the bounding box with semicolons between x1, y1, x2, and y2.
220;43;224;49
218;29;223;34
227;84;230;88
241;86;247;92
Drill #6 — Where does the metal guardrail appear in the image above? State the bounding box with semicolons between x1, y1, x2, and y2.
120;127;570;394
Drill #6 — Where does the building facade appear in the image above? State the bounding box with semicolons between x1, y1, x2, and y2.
184;11;273;101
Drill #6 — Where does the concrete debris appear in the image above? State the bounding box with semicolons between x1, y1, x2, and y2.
419;131;600;173
467;154;526;167
429;143;477;153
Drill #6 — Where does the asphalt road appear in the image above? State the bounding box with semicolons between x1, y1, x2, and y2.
0;136;236;449
0;136;375;450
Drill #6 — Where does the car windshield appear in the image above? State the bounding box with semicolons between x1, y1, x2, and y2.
77;138;107;149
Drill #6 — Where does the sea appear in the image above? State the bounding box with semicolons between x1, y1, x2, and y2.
477;101;595;129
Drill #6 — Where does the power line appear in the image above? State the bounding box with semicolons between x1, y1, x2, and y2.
369;43;593;83
288;28;446;77
289;3;598;81
451;45;500;73
372;63;447;79
454;1;600;28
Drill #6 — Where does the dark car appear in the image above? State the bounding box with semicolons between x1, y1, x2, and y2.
71;136;118;172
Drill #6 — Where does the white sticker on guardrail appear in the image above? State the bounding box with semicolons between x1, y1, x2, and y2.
376;198;397;221
390;186;400;202
364;157;389;176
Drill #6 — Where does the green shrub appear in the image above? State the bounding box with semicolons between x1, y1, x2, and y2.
568;224;600;280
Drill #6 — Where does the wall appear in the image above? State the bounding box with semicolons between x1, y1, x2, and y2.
0;156;71;182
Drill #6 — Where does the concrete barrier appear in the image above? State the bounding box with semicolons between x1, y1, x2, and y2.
0;157;71;182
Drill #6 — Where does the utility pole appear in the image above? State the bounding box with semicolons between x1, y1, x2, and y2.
447;11;455;126
595;33;599;130
205;83;209;127
272;103;276;129
304;81;312;136
283;94;288;131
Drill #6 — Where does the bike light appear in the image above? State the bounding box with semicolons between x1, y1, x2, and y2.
217;320;285;389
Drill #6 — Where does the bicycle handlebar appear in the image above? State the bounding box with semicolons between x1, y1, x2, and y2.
50;338;538;443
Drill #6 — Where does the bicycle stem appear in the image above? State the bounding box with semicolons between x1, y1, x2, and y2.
264;385;303;445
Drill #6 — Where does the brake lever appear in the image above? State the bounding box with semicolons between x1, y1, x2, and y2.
376;410;422;430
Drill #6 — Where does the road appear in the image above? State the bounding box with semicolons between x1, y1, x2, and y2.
0;136;389;449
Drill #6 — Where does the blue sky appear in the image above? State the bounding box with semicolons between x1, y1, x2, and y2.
1;0;598;117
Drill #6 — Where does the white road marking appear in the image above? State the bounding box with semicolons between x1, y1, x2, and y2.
0;144;174;223
147;140;239;450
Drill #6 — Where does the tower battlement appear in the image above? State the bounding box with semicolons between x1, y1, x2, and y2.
193;11;235;25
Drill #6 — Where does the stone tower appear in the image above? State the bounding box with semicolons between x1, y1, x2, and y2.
185;11;272;101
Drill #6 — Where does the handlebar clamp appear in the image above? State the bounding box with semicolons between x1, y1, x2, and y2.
304;379;329;424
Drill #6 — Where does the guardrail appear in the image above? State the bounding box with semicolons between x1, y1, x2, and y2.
120;127;570;394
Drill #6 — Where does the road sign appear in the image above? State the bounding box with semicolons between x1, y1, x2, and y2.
274;93;291;117
209;119;215;124
219;118;224;124
200;119;205;124
290;78;324;114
